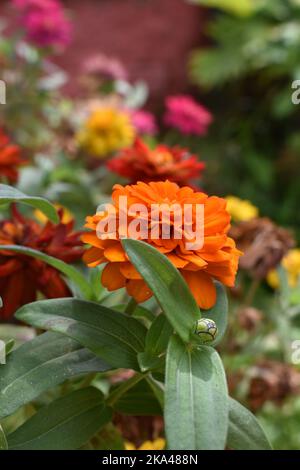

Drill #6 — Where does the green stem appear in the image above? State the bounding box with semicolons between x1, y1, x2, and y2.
107;372;147;407
125;298;137;315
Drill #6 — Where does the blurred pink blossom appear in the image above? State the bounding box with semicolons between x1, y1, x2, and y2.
130;110;158;136
13;0;72;50
164;95;213;136
83;54;128;82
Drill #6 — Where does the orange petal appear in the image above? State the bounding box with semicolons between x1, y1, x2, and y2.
120;262;142;280
82;247;105;266
126;279;152;303
181;270;216;310
81;232;105;249
101;262;126;290
104;242;127;262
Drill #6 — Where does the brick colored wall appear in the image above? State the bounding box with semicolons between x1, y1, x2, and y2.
0;0;205;103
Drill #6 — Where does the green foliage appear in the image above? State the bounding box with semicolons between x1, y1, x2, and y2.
0;184;59;223
165;335;228;450
0;231;271;450
7;388;112;450
189;0;300;238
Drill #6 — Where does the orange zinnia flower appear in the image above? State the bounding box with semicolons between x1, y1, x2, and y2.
0;128;26;183
0;206;84;319
107;138;205;187
83;181;241;309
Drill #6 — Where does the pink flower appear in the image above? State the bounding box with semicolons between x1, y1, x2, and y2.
130;110;158;136
83;54;128;82
13;0;72;50
164;95;213;136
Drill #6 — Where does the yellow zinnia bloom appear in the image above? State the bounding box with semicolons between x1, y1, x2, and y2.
125;438;166;450
34;204;73;225
267;249;300;289
76;108;135;159
226;196;259;222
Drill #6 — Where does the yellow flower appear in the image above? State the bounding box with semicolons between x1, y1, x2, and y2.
225;196;259;222
34;204;73;225
76;108;135;158
267;249;300;289
125;438;166;450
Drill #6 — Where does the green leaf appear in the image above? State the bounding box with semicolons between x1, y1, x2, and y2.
5;339;14;356
7;387;112;450
145;314;173;357
0;184;59;223
0;423;8;450
82;423;124;450
228;398;272;450
204;282;228;347
0;245;92;299
0;331;110;420
16;298;147;370
113;380;162;416
122;239;200;343
165;335;228;450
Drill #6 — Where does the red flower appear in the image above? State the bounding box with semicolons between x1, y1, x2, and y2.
107;138;205;187
0;129;26;184
0;207;84;319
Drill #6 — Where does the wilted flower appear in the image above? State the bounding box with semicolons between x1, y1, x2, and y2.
13;0;72;50
0;128;26;183
76;108;135;159
230;218;295;279
83;181;241;309
237;307;262;332
247;360;300;411
226;196;259;222
267;248;300;289
107;138;205;187
0;207;84;319
129;110;158;136
164;95;213;136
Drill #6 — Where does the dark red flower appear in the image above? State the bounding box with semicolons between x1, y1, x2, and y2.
0;206;84;319
0;128;27;184
107;138;205;187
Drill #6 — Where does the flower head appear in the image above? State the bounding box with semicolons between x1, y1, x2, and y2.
83;181;241;309
0;206;84;319
83;54;128;82
230;218;295;279
13;0;72;50
0;128;26;183
125;438;166;450
226;196;259;222
267;248;300;289
164;95;213;136
107;138;205;187
130;110;158;136
76;108;135;159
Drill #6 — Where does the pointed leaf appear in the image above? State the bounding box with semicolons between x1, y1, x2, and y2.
122;239;200;343
145;314;173;357
7;387;112;450
16;298;147;370
0;184;58;223
228;398;272;450
205;282;228;347
165;335;228;450
0;331;110;419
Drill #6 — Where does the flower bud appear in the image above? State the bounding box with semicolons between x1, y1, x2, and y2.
194;318;218;344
